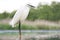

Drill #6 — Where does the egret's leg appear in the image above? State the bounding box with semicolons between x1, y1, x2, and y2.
19;21;21;40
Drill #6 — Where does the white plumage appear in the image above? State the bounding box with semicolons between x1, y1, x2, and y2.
10;5;30;27
9;0;40;27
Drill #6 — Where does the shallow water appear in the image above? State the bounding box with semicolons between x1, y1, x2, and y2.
0;30;60;40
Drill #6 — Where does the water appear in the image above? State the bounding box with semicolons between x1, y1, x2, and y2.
0;30;60;40
0;30;60;34
0;30;60;33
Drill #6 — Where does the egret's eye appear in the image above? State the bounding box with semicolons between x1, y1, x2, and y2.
27;4;35;8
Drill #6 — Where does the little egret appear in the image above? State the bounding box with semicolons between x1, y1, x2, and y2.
9;0;40;40
9;0;40;27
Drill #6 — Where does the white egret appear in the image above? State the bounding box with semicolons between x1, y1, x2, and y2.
9;0;40;27
9;0;40;40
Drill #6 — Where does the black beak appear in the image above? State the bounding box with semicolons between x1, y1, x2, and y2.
27;4;35;8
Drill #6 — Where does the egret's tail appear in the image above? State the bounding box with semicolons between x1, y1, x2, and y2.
9;20;15;27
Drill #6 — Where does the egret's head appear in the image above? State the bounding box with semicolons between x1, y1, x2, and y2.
27;4;38;9
27;0;40;9
27;4;35;8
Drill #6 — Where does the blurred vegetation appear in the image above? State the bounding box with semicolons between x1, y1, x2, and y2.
0;11;9;20
28;1;60;21
0;1;60;21
0;24;60;30
0;24;38;30
0;10;16;20
0;1;60;30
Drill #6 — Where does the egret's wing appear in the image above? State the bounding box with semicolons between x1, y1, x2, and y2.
9;5;30;27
